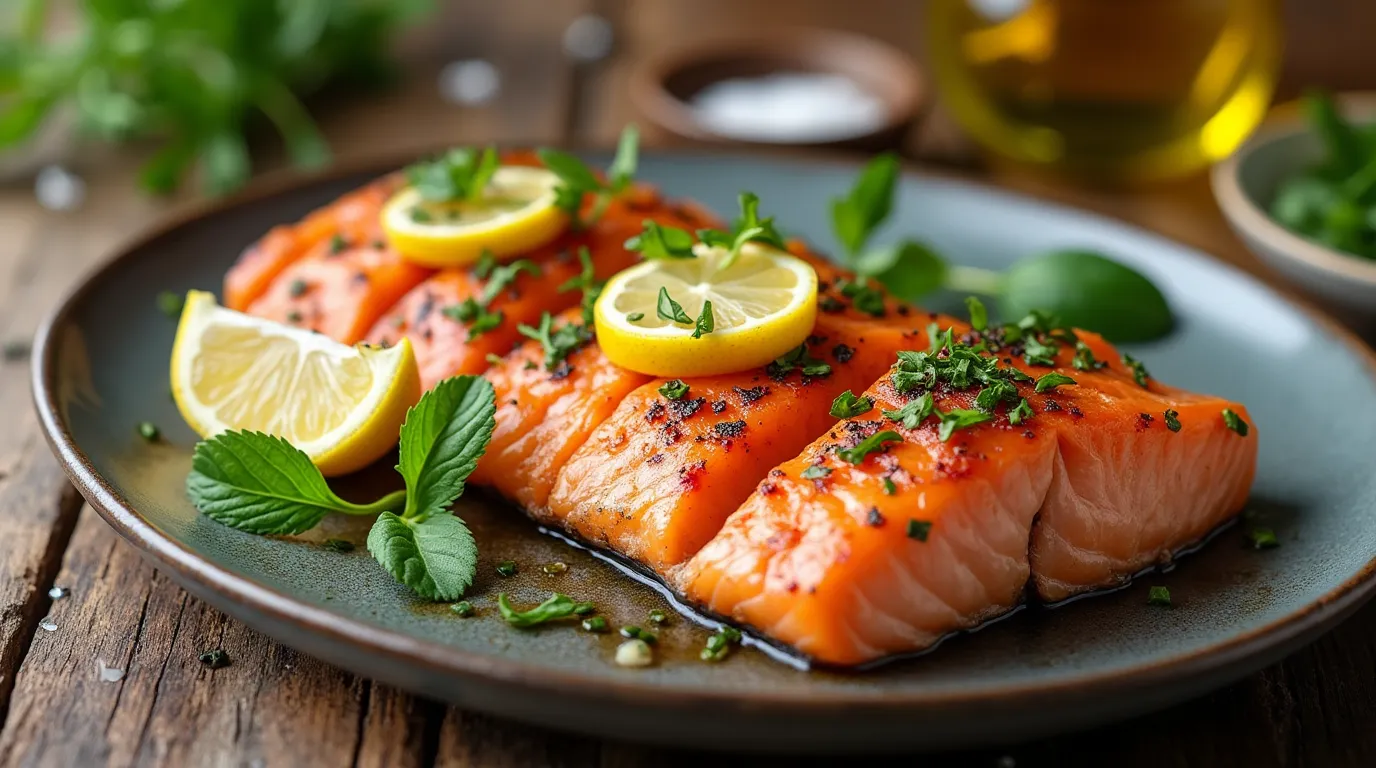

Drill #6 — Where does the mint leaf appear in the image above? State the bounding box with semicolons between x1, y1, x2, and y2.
397;376;497;522
831;153;899;256
368;511;478;600
187;431;403;535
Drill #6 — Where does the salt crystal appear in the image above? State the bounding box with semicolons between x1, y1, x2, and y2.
48;586;68;600
34;165;86;211
438;59;501;106
690;72;888;144
38;617;56;632
97;659;125;682
563;15;614;63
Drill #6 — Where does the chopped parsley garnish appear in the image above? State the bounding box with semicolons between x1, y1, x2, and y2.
936;408;992;441
497;592;593;628
517;312;592;370
1072;341;1103;371
1033;372;1076;393
442;299;504;339
329;233;349;253
1164;408;1181;432
1022;336;1059;366
659;379;690;400
836;430;902;465
767;343;832;379
626;312;644;322
906;519;932;542
626;220;696;259
556;247;603;324
882;477;897;495
974;379;1020;412
1122;353;1150;387
835;278;886;317
1247;527;1279;549
1147;586;1172;606
137;421;160;441
1222;408;1249;436
965;296;988;331
480;258;542;305
1008;398;1034;426
700;626;742;662
288;279;308;298
829;390;874;418
656;287;692;324
883;393;935;429
708;191;788;270
800;464;832;480
692;300;715;339
406;146;499;202
156;291;184;318
537;126;639;227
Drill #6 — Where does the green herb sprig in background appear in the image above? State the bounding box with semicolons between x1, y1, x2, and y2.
1;0;431;195
187;374;495;601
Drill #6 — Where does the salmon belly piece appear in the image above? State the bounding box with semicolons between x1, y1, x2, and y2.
546;296;942;573
675;328;1256;666
364;186;720;390
469;308;652;513
225;176;400;311
246;240;434;344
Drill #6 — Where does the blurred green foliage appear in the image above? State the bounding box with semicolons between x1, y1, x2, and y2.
0;0;431;194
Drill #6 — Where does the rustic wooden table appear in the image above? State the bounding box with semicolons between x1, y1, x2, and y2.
1;2;1374;766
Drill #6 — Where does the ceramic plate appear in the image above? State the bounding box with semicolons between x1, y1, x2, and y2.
34;152;1376;752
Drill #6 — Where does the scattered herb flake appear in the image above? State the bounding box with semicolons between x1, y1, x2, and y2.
496;560;518;577
497;592;589;628
1008;398;1034;426
659;379;690;400
137;421;160;441
700;626;743;662
581;616;608;633
881;477;897;495
1164;408;1181;432
836;430;903;465
1147;586;1172;606
1033;372;1076;393
800;464;832;480
450;600;475;617
829;390;874;419
1247;527;1279;549
1222;408;1249;437
906;519;933;542
1122;353;1150;388
965;296;988;331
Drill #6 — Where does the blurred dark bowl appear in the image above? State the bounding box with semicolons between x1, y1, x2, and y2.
629;29;926;153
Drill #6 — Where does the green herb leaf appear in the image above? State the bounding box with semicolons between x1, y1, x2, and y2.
1008;398;1034;426
537;148;603;216
396;375;497;522
1122;353;1151;388
627;312;644;322
517;312;592;369
187;431;404;535
659;379;690;400
936;408;992;441
1000;250;1174;343
882;477;897;495
367;511;479;601
829;390;874;419
556;247;603;325
626;221;697;260
1147;586;1172;606
1164;408;1181;432
1033;372;1077;393
906;519;932;542
800;465;832;480
1072;341;1103;371
1247;527;1279;549
883;393;935;429
836;430;903;465
407;147;499;202
965;296;988;331
479;259;542;305
157;291;185;318
852;240;948;302
767;344;832;379
608;124;640;191
497;592;590;628
835;278;887;317
691;300;715;339
831;153;899;255
1222;408;1250;437
657;287;693;324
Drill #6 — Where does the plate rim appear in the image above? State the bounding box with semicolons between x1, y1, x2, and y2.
31;148;1376;714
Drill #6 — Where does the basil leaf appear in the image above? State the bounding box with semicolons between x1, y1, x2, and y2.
397;375;497;522
1001;250;1173;343
831;153;899;255
367;511;478;601
187;431;402;535
853;240;948;302
497;592;590;628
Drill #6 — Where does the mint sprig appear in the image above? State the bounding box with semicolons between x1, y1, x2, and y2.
186;375;497;601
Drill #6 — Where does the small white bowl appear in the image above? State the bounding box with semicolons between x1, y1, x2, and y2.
1212;93;1376;325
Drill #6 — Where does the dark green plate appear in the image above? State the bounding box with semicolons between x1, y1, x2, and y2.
34;152;1376;752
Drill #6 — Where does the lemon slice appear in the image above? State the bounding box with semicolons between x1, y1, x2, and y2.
382;165;568;267
594;243;818;377
170;291;421;476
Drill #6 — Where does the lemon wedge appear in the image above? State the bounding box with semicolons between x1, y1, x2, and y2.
382;165;567;267
170;291;421;476
594;243;818;377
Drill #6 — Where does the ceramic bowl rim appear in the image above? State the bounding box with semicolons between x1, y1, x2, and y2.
1211;92;1376;286
32;147;1376;714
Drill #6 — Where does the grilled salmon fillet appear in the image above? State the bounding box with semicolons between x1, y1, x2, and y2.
364;186;719;390
672;324;1256;666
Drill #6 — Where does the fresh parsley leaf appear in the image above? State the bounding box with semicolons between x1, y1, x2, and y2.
442;299;503;339
1222;408;1250;436
974;379;1019;412
836;278;886;317
691;300;714;339
767;344;832;379
497;592;591;628
829;390;874;419
965;296;988;331
1122;353;1150;388
557;247;603;325
608;124;639;191
626;221;696;260
936;408;992;441
883;393;935;429
537;148;602;211
479;259;542;305
906;519;932;542
836;430;903;465
187;431;404;535
1033;372;1076;393
517;313;592;369
831;153;899;256
659;379;690;400
1072;341;1103;371
1023;336;1059;367
1164;408;1181;432
1008;398;1034;426
657;287;692;324
406;147;499;202
367;511;479;601
395;376;497;523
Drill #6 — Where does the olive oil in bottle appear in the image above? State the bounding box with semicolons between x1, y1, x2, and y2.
926;0;1283;182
